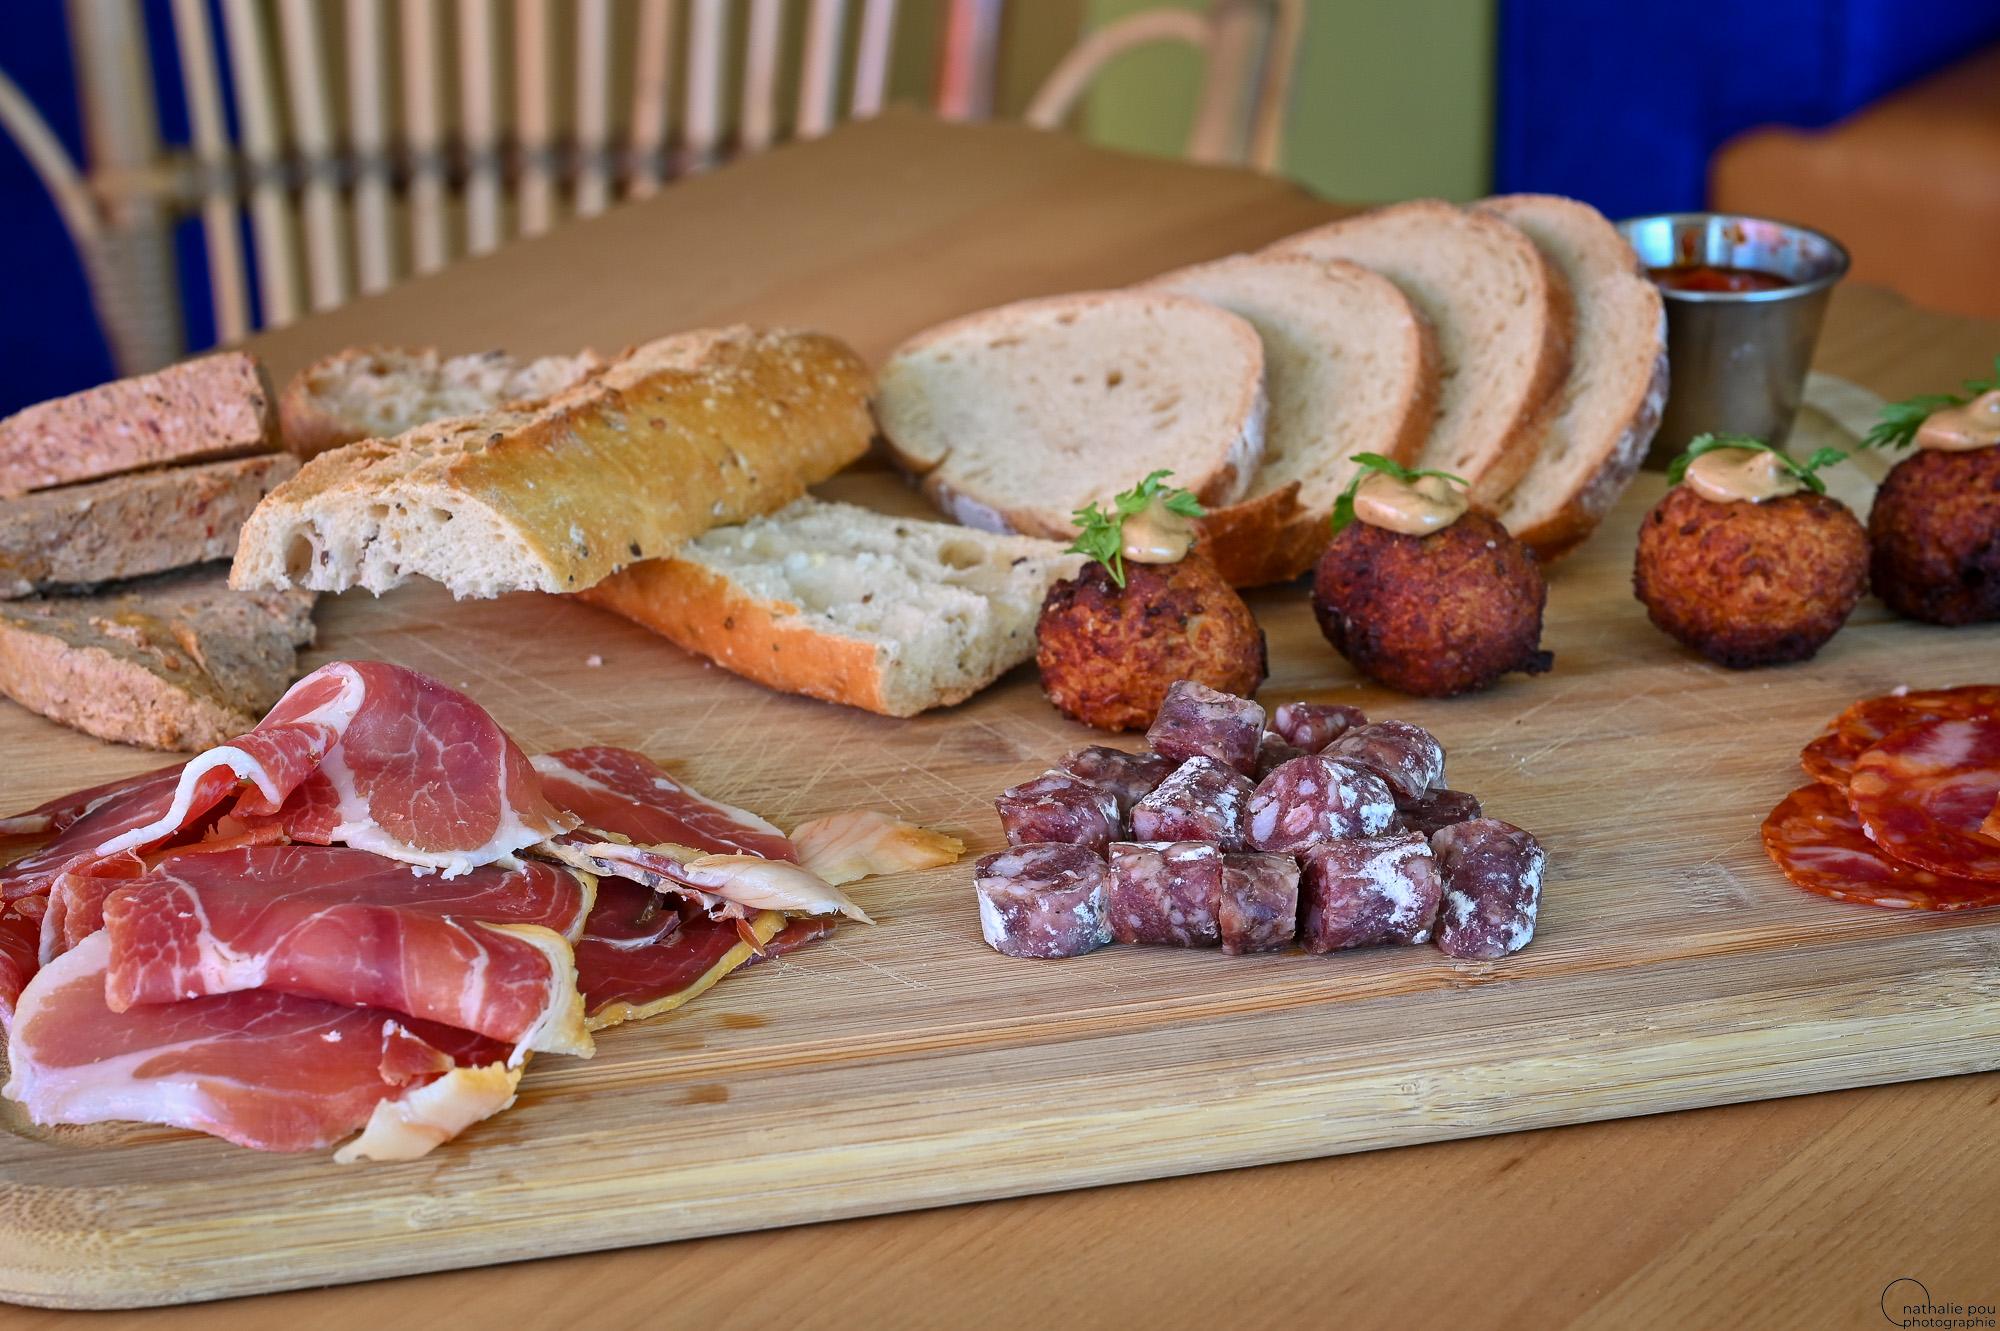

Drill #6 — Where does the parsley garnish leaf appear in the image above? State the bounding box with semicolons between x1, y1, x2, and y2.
1065;470;1206;588
1668;433;1847;495
1863;356;2000;451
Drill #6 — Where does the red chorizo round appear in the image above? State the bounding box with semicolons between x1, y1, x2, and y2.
1762;782;2000;910
1799;685;2000;788
1847;717;2000;882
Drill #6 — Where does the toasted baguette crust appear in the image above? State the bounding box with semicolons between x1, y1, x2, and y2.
1268;201;1570;507
0;353;276;498
1475;194;1669;561
0;454;298;598
0;567;316;751
231;328;874;599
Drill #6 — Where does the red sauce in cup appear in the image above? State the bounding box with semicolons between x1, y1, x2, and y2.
1649;264;1793;294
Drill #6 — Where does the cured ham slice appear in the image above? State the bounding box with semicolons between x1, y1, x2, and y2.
573;877;785;1029
540;834;869;922
1;766;189;902
0;902;41;1032
98;846;594;1059
99;661;574;876
533;747;798;861
791;810;964;886
5;933;519;1158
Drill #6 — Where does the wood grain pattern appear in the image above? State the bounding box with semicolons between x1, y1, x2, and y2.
0;112;1995;1316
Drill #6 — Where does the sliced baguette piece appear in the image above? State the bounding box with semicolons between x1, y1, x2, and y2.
873;292;1267;539
1473;193;1669;560
0;454;298;598
0;352;276;498
1267;201;1571;506
279;346;606;460
0;564;316;751
1142;253;1440;585
580;497;1080;717
231;327;874;600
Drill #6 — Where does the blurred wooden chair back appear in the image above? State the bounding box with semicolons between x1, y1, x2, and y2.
0;0;1303;374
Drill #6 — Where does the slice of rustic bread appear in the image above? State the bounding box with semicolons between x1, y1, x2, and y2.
0;454;298;598
1143;253;1440;585
1267;201;1572;506
0;352;276;498
279;346;606;459
1473;194;1669;560
0;564;316;751
872;292;1267;539
581;497;1079;717
231;327;875;600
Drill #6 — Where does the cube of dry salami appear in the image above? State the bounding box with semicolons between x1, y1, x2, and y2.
1432;819;1545;959
1220;852;1301;954
1394;787;1483;836
1254;731;1305;779
1146;679;1266;776
1299;833;1441;951
1107;841;1223;946
995;770;1120;853
1057;746;1178;817
1324;720;1446;801
1272;701;1368;753
1129;756;1254;848
1245;754;1396;853
974;843;1113;959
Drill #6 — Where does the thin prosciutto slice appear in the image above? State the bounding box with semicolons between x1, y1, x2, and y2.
1;766;189;903
575;877;786;1030
99;661;574;875
4;932;518;1159
0;903;41;1031
99;846;594;1060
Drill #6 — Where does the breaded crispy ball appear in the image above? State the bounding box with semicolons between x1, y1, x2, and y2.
1037;554;1266;731
1311;511;1552;697
1634;486;1867;667
1867;446;2000;625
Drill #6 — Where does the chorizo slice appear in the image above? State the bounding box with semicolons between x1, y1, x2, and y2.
1394;787;1483;837
995;771;1120;854
1762;783;2000;911
973;843;1113;958
1324;720;1446;802
1271;701;1367;753
1431;819;1545;960
1800;685;2000;788
1244;754;1395;853
1107;841;1223;947
1145;679;1266;776
1219;852;1300;955
1057;746;1178;818
1129;757;1254;849
1847;717;2000;881
1298;833;1440;952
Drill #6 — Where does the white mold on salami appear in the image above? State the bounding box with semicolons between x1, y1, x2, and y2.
1129;756;1255;849
1220;851;1300;954
995;770;1121;853
1325;721;1446;801
974;843;1113;959
1057;746;1179;817
1299;832;1441;951
1431;819;1544;960
1271;701;1367;753
1146;680;1266;776
1107;841;1224;947
1245;754;1396;853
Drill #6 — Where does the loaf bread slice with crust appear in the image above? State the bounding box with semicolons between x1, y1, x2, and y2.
231;327;875;600
0;454;297;598
580;497;1079;717
0;352;276;497
279;346;605;460
1267;201;1572;506
873;292;1267;539
0;564;316;751
1143;253;1439;585
1472;194;1669;560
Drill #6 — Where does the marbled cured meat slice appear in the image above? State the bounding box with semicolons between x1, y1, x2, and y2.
994;771;1120;854
0;763;181;842
1800;685;2000;788
573;877;786;1028
1129;757;1254;848
533;746;798;861
1056;747;1178;817
1146;680;1266;776
1431;819;1546;960
1394;788;1484;837
97;846;593;1059
1219;852;1300;955
1271;701;1367;753
973;843;1111;959
1847;718;2000;882
1762;782;2000;910
3;933;518;1159
1106;841;1223;947
1;767;192;903
1244;754;1396;853
1324;721;1446;802
0;902;41;1032
1299;833;1441;951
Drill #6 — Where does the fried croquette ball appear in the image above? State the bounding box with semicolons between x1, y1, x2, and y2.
1867;446;2000;625
1036;553;1266;731
1634;485;1867;667
1311;511;1552;697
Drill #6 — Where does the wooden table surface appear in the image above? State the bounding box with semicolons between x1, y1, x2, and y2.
5;110;1997;1329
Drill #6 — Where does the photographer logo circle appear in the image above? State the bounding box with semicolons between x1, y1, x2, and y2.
1882;1278;1998;1329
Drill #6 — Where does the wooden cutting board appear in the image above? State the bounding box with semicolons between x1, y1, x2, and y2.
0;113;1995;1309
